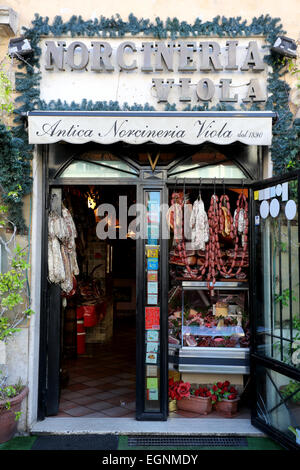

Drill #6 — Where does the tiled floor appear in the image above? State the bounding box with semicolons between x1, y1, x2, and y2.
58;319;251;420
58;320;136;418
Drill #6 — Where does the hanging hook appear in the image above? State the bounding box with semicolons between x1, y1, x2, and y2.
213;177;216;195
198;177;202;199
222;178;225;195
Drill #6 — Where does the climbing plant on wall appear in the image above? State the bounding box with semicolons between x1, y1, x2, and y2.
0;58;32;233
3;13;300;229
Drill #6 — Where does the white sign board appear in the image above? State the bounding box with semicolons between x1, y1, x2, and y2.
39;37;269;110
28;111;274;146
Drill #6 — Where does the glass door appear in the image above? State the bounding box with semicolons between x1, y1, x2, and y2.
250;170;300;449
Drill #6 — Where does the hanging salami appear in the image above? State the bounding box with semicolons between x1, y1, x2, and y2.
189;196;209;251
168;182;249;289
47;205;80;294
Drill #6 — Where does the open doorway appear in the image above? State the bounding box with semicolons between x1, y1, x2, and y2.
58;184;137;418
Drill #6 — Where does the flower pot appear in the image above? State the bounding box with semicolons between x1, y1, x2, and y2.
169;399;177;412
177;395;212;415
215;397;239;418
0;386;29;444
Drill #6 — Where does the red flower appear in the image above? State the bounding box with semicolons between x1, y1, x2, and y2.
229;386;237;394
228;394;236;400
217;382;223;389
223;380;230;387
211;394;218;403
177;382;191;399
212;384;218;392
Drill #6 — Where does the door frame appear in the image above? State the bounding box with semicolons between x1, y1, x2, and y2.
135;182;169;420
38;161;171;420
249;169;300;450
38;142;275;426
38;170;142;418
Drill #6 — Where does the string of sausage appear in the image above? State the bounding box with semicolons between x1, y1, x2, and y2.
203;191;248;287
218;192;248;278
196;191;248;288
204;194;221;288
170;190;248;285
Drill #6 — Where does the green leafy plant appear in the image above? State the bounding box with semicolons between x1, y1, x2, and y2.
0;57;14;117
0;243;34;341
0;376;24;420
281;380;300;404
275;288;297;307
272;315;300;367
0;205;33;421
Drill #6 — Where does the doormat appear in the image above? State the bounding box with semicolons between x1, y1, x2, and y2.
30;434;119;450
118;435;283;450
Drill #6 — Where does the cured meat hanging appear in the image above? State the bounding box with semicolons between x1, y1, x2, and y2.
189;193;209;251
168;182;249;289
166;188;196;278
48;205;80;294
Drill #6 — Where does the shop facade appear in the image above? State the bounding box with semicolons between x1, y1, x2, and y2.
0;5;299;450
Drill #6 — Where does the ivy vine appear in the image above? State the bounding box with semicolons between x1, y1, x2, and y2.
1;13;299;229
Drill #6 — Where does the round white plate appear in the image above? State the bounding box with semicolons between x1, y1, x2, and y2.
260;200;269;219
285;200;297;220
270;198;280;218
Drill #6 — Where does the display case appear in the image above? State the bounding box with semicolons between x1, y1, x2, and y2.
168;281;250;374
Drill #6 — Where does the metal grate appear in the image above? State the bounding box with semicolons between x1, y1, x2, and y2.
127;436;248;447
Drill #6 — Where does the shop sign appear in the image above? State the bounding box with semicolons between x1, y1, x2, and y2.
41;38;268;108
28;111;274;145
40;37;268;109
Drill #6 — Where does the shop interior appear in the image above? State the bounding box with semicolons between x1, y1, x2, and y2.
167;183;251;418
57;184;137;418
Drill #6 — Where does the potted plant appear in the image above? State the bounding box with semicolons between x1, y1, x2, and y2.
210;381;240;418
0;204;33;443
169;378;212;415
0;376;29;443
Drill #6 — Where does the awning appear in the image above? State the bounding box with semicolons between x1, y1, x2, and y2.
27;111;276;146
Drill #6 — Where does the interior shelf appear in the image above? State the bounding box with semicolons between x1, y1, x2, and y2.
181;280;249;290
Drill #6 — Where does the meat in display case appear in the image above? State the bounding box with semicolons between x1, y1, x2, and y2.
168;282;250;373
169;282;250;349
